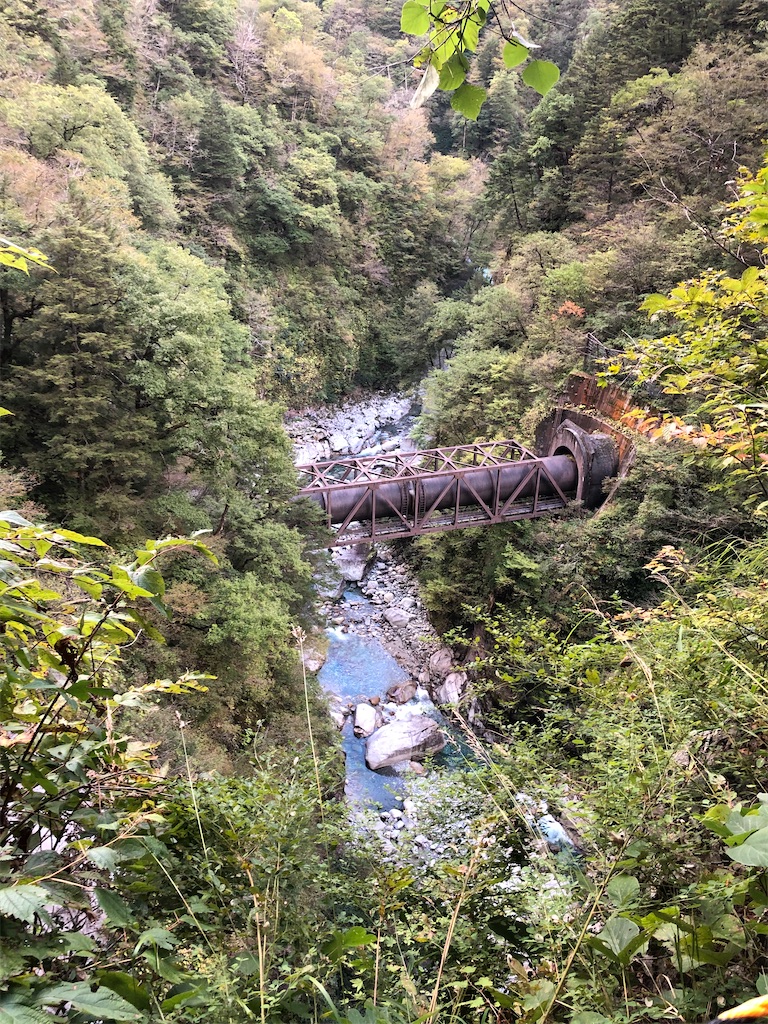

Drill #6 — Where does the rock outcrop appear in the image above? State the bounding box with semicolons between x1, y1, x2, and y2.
429;647;454;678
434;671;467;706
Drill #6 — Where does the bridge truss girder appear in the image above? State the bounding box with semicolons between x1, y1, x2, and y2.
297;436;606;547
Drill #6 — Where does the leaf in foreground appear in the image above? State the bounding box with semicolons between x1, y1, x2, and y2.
521;59;560;96
450;82;486;120
0;885;49;923
39;983;141;1021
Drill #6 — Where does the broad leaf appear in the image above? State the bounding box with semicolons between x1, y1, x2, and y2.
95;889;135;928
0;949;25;982
587;917;643;965
521;59;560;96
606;874;640;910
450;82;486;120
401;1;430;35
502;41;528;68
321;926;377;962
96;973;151;1013
51;529;106;547
726;826;768;866
134;927;178;953
0;993;51;1024
39;983;141;1021
438;54;467;90
84;846;119;871
0;512;32;527
0;885;49;923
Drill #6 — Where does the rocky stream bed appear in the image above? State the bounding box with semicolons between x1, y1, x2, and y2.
288;390;579;859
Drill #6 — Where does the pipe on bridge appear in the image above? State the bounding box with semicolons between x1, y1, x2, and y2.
298;420;619;543
317;454;579;525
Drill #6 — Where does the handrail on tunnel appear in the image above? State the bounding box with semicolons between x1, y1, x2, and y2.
297;421;619;547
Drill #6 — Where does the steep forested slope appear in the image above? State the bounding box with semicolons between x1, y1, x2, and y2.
0;0;489;763
4;1;768;1023
405;5;768;1022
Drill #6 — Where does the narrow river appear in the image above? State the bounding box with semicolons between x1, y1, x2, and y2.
288;391;472;813
318;586;471;811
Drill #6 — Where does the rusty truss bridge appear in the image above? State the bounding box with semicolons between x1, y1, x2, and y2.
298;420;619;547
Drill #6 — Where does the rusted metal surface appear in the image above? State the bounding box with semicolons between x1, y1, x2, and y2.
297;429;618;547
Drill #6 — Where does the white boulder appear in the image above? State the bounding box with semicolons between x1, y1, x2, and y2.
435;671;468;706
333;543;372;583
365;718;446;770
354;703;379;737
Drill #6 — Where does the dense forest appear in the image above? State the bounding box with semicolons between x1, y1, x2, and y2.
3;0;768;1021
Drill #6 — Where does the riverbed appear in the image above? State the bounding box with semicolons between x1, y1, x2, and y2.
319;585;474;811
289;391;472;811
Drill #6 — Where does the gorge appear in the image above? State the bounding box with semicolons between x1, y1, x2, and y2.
2;0;768;1021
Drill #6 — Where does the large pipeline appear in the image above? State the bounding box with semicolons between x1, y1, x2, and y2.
306;454;578;525
298;421;620;542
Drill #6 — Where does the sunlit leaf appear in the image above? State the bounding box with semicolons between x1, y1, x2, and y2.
438;53;467;90
521;59;560;96
401;1;430;35
502;40;528;68
450;82;486;120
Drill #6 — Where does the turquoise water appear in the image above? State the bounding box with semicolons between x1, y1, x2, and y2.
319;625;410;809
318;588;472;811
318;587;578;858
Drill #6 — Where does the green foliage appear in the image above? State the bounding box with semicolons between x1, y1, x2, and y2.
4;3;768;1023
0;513;213;1020
402;0;560;119
624;157;768;512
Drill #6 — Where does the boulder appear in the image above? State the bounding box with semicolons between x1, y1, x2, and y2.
365;718;446;770
302;641;327;674
330;432;349;453
435;671;467;706
330;711;346;731
384;607;411;630
429;647;454;678
387;681;417;705
333;543;372;583
354;702;379;738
